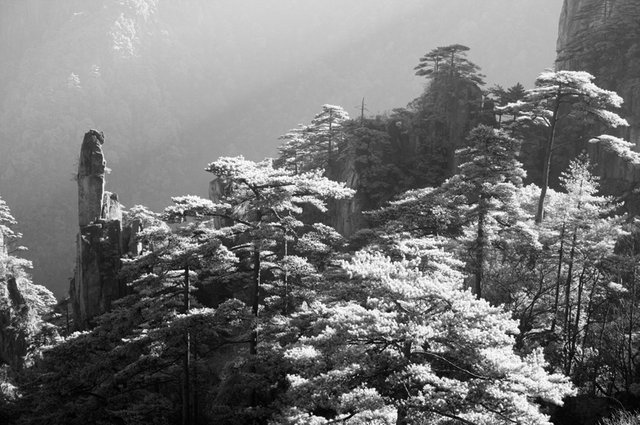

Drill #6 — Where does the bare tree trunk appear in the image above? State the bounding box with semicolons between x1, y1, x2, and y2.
182;264;191;425
475;209;486;299
582;270;601;348
282;234;288;315
563;229;578;375
568;267;587;372
627;263;636;389
593;305;611;394
192;333;198;425
535;92;562;224
551;222;566;333
327;109;333;177
250;242;261;356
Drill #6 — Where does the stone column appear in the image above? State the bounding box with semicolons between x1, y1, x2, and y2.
71;130;128;330
77;129;106;226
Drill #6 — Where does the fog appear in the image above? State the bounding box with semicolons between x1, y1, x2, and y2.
0;0;563;297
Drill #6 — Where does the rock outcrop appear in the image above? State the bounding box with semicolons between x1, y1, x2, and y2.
557;0;640;203
70;130;131;330
330;158;366;237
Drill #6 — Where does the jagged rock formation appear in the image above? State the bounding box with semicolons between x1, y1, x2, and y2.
77;129;106;227
557;0;640;202
70;130;132;330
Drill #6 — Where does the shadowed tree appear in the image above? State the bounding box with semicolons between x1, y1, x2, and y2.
414;44;485;85
445;125;527;298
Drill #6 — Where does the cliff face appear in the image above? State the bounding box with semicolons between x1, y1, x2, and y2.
70;130;132;329
557;0;640;145
557;0;640;200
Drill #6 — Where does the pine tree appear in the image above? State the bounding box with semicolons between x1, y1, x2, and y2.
446;125;528;298
500;70;627;223
414;44;485;85
412;45;489;175
547;155;624;376
276;105;350;175
490;83;526;126
275;238;574;424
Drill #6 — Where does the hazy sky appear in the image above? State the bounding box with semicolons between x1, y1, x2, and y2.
179;0;564;161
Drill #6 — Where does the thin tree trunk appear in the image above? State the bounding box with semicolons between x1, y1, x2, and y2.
568;267;587;372
249;236;262;413
396;342;412;424
535;91;562;224
563;228;578;375
250;242;261;356
551;222;566;333
182;264;191;425
594;305;611;394
327;110;333;177
282;233;288;315
192;333;198;425
628;263;636;389
475;208;486;299
582;270;601;348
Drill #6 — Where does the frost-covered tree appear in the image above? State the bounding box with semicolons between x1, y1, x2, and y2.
160;157;354;422
277;105;350;175
500;70;627;223
218;157;350;334
494;157;625;379
0;196;29;276
545;156;623;374
275;238;574;424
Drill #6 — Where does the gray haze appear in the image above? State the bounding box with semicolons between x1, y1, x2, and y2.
0;0;563;297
